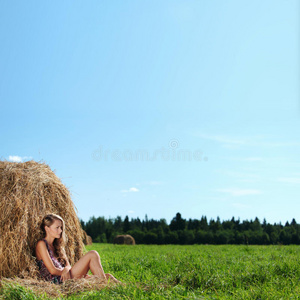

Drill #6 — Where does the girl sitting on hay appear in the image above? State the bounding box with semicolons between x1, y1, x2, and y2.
35;214;120;284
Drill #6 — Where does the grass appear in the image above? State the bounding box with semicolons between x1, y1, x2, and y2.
1;244;299;299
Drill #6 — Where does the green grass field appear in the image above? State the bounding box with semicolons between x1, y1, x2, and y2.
1;244;299;299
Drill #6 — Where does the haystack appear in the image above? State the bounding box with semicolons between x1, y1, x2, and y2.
114;234;135;245
82;230;93;245
0;160;85;279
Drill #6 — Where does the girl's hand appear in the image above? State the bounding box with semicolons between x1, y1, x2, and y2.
61;266;72;282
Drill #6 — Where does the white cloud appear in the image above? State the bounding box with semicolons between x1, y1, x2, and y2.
193;133;249;147
8;155;32;162
128;210;135;214
8;156;23;162
121;187;139;193
277;177;300;184
217;188;262;197
214;169;258;177
227;157;263;162
261;141;300;147
190;132;300;148
214;169;261;183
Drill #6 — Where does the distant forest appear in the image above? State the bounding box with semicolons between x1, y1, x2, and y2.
80;213;300;245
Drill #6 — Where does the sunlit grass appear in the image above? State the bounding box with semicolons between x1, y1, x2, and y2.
1;244;299;299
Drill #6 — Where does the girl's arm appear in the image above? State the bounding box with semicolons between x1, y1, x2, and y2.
61;248;72;281
35;241;65;276
62;248;71;268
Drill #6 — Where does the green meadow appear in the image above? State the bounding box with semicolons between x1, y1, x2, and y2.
1;244;299;299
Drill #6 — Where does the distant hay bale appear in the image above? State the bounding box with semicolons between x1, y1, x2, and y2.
87;235;93;245
82;230;93;245
0;160;85;279
114;234;135;245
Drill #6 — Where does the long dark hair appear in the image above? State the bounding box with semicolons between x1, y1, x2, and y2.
40;214;67;266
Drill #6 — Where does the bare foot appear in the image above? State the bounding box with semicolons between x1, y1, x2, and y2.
105;273;122;284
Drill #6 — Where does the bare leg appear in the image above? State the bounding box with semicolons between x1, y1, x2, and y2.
69;250;107;281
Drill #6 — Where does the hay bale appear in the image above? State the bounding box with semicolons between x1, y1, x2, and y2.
87;235;93;245
0;160;85;279
114;234;135;245
82;230;93;245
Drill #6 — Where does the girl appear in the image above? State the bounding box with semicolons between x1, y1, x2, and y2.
35;214;120;284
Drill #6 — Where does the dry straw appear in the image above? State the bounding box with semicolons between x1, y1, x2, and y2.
0;160;108;296
1;276;109;298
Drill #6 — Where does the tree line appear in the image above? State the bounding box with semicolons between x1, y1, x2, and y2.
80;213;300;245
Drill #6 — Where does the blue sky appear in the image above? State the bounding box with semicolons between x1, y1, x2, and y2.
1;1;299;224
